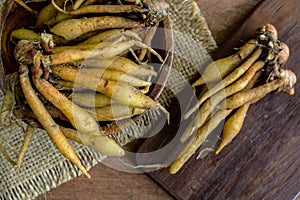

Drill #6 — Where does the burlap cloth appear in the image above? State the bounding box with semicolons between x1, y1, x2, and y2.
0;0;217;199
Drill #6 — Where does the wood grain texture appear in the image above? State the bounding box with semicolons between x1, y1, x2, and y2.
38;164;173;200
140;0;300;200
197;0;262;45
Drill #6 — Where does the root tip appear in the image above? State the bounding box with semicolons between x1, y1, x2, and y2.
215;144;225;155
215;149;221;155
169;166;179;174
118;149;125;157
83;170;91;179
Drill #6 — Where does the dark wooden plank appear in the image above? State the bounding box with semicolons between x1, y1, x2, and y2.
37;163;174;200
139;0;300;199
197;0;262;45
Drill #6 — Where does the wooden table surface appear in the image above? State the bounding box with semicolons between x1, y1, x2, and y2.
37;0;265;199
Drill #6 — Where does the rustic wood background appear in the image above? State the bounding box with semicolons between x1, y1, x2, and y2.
38;0;300;199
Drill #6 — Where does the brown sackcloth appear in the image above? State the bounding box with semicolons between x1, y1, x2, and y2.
0;0;217;199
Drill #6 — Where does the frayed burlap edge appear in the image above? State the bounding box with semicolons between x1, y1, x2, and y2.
0;0;218;199
0;148;105;200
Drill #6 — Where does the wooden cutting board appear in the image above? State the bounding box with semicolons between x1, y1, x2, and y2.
138;0;300;199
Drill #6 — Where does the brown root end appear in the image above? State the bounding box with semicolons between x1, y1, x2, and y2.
278;69;297;95
259;24;278;42
277;42;290;65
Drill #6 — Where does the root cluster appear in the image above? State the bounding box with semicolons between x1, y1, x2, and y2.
170;24;297;174
1;0;170;177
